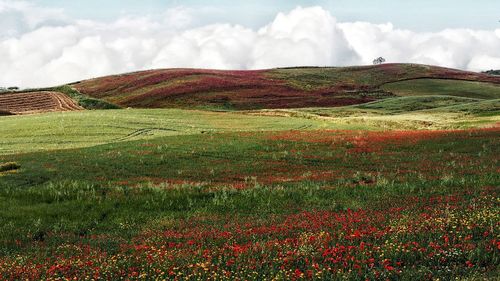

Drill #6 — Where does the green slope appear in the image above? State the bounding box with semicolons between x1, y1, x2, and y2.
382;79;500;99
355;95;482;113
426;99;500;116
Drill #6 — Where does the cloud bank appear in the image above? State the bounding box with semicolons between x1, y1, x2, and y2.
1;1;500;88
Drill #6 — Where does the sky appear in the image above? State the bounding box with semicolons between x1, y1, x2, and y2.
1;0;500;88
33;0;500;31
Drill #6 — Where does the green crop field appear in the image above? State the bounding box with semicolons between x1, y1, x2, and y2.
0;65;499;280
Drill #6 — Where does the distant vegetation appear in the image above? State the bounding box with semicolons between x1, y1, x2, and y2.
484;69;500;75
372;56;386;65
0;87;15;94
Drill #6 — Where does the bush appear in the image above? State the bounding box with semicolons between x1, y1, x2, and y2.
0;162;21;172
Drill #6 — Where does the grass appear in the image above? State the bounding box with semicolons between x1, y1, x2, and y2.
0;126;498;279
249;96;500;130
2;102;499;155
0;108;365;155
268;64;430;90
382;79;500;100
354;95;482;113
1;66;499;279
428;99;500;116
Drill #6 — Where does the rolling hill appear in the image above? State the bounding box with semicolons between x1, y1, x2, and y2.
2;63;499;116
71;63;500;110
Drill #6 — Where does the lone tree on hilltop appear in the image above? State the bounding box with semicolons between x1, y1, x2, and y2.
373;57;386;65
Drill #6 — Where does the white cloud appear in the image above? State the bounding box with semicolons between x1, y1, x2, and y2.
251;6;358;69
0;1;499;88
0;0;68;38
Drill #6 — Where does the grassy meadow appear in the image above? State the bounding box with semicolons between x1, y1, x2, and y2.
0;70;499;280
0;109;342;155
382;79;500;100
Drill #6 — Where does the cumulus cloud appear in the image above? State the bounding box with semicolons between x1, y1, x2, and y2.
0;1;499;88
0;0;68;38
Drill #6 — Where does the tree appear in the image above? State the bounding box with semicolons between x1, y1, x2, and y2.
373;57;386;65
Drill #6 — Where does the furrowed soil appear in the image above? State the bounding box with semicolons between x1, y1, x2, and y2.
0;91;82;115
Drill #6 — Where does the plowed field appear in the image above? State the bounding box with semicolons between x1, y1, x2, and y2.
0;91;82;115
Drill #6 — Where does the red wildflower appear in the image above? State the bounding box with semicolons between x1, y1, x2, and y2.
294;269;303;278
384;265;395;271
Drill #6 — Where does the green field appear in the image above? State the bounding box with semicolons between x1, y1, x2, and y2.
1;66;499;280
0;109;350;155
382;79;500;100
2;101;499;155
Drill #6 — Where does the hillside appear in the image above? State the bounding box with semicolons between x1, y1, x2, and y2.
382;79;500;99
71;63;500;110
2;63;499;115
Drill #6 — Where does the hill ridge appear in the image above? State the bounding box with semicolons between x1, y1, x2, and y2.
70;63;500;110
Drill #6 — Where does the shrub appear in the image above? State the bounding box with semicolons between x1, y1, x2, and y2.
0;162;21;172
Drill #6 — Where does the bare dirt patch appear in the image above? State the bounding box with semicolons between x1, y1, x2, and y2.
0;91;83;115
